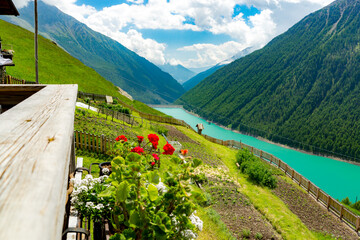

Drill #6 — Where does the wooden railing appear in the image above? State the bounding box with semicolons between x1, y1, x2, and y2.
202;135;360;232
1;75;36;84
74;130;115;154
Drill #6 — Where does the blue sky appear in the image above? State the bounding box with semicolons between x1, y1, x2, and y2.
15;0;335;68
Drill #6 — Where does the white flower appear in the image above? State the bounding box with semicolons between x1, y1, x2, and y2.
155;182;167;193
181;229;197;240
86;202;95;208
102;168;110;174
95;203;104;210
189;212;203;231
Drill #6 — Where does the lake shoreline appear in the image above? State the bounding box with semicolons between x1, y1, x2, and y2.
178;107;360;167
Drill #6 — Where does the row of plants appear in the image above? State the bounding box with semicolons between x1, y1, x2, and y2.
71;133;204;240
235;149;277;189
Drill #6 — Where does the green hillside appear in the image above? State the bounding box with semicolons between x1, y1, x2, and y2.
177;0;360;162
1;19;120;96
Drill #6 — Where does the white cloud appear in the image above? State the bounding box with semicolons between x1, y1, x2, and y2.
178;41;246;68
13;0;335;68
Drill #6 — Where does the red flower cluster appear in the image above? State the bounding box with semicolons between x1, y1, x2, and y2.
131;146;144;155
137;136;144;143
152;153;159;161
151;162;156;166
162;143;175;155
115;135;127;142
148;134;159;149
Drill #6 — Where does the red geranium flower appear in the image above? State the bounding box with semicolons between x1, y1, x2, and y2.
137;136;144;143
131;146;144;155
151;162;156;166
152;153;159;161
162;143;175;155
115;135;127;142
152;142;158;150
148;134;159;144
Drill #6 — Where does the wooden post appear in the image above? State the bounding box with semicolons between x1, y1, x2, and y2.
260;151;263;158
101;135;105;153
299;175;302;186
278;159;281;169
356;216;360;231
75;131;79;149
339;206;344;219
284;164;287;174
291;169;294;179
316;188;320;201
91;134;95;152
22;79;25;84
80;131;84;150
327;196;331;210
270;155;272;164
96;135;99;152
307;181;310;193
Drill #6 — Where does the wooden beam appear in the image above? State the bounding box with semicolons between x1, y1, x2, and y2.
0;84;78;240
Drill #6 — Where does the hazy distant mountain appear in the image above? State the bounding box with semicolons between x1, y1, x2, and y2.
158;63;196;84
178;0;360;161
183;47;254;91
1;1;184;104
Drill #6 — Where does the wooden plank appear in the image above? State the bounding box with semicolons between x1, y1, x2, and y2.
66;157;83;240
0;84;78;240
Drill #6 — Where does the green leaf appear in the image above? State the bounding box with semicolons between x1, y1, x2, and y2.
148;184;159;202
112;156;125;165
116;181;130;202
129;210;141;228
140;186;148;198
192;158;202;168
147;171;160;185
98;186;115;197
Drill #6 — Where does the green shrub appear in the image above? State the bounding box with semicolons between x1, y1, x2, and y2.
341;197;351;205
242;228;251;238
255;232;263;239
236;149;277;189
150;124;169;136
352;200;360;211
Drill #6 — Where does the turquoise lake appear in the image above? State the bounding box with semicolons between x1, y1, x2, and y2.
155;107;360;202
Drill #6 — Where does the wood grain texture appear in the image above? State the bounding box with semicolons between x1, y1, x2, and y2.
0;84;78;240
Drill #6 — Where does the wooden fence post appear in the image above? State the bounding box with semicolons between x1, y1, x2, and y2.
356;216;360;231
299;175;302;186
101;135;105;153
291;169;294;179
339;206;344;220
307;181;310;193
278;159;281;169
316;188;320;201
22;79;25;84
270;155;272;164
260;151;263;158
326;196;331;210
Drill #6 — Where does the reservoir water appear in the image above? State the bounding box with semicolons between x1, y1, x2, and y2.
155;107;360;202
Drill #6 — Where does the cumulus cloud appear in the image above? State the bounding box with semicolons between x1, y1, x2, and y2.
178;41;246;68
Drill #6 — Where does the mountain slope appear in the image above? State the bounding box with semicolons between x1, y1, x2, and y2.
1;1;184;104
177;0;360;161
182;64;224;91
158;64;195;84
0;19;122;97
183;47;254;91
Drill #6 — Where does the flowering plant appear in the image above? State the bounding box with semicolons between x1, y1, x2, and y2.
101;134;204;239
71;175;114;222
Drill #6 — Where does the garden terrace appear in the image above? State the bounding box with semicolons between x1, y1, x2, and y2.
0;84;78;240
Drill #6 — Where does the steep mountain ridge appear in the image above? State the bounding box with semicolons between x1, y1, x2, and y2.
182;47;254;91
158;63;195;84
177;0;360;161
1;1;184;104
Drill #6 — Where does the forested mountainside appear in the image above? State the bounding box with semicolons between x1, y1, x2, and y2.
1;1;184;104
177;0;360;162
183;64;224;91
